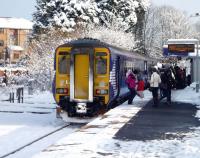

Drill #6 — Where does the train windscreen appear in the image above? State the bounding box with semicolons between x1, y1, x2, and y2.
58;54;70;74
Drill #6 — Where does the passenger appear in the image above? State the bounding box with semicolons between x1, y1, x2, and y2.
126;69;132;78
2;70;8;86
126;71;137;104
159;69;167;101
187;74;191;86
160;68;174;105
150;67;161;107
136;76;145;98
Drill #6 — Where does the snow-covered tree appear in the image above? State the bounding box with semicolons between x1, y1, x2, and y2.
33;0;150;37
81;23;136;50
25;31;71;91
193;20;200;40
144;5;197;57
33;0;100;34
96;0;149;34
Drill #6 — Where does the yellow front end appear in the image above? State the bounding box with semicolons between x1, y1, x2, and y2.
55;46;110;116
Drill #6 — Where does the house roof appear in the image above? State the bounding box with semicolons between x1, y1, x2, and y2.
0;17;33;30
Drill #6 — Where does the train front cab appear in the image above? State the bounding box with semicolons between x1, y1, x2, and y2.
55;46;110;117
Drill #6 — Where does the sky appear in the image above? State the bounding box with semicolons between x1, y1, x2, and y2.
0;0;200;20
151;0;200;16
0;0;36;20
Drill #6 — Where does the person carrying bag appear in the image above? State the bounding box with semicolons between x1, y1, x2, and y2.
126;72;137;104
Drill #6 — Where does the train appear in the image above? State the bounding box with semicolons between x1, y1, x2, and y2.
53;38;157;118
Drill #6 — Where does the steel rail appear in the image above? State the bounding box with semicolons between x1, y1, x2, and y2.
0;124;70;158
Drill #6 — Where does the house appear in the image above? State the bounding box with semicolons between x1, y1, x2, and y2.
0;17;33;65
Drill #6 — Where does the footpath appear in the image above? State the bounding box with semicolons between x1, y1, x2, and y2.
33;86;200;158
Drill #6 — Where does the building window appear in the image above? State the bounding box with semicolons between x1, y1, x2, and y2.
14;53;20;59
0;40;4;47
9;29;18;45
0;28;4;34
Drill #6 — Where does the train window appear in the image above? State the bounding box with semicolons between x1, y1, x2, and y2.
95;57;107;74
96;52;107;56
58;55;70;74
59;52;68;55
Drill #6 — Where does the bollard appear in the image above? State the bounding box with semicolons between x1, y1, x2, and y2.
9;93;12;103
18;88;20;103
10;92;14;103
16;87;24;103
21;88;24;103
196;82;199;93
17;88;20;103
12;92;14;103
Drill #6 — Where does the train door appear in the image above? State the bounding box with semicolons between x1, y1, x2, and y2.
70;48;94;102
74;54;89;99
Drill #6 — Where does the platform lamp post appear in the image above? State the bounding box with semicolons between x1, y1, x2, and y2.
196;40;199;92
191;13;200;92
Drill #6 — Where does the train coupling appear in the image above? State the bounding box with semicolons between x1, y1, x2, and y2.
76;103;87;114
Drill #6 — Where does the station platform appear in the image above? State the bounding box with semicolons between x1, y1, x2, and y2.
115;101;200;141
33;89;200;158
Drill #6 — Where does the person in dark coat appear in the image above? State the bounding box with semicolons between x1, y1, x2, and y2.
160;68;174;105
126;72;137;104
2;70;8;86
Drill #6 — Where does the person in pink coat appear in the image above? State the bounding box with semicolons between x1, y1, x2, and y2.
126;72;137;104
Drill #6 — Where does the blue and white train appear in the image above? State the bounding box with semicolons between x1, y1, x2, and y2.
53;38;156;117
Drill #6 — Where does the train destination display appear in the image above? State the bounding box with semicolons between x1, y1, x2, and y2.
168;44;195;53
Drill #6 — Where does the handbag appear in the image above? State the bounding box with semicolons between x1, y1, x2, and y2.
160;83;167;89
137;91;144;98
149;87;153;92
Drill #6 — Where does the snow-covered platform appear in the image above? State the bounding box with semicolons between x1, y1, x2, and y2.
33;100;148;158
33;86;200;158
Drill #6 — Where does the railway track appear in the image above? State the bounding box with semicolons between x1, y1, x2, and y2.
0;106;56;115
0;123;84;158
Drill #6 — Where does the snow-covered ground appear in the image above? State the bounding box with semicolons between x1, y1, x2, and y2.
33;84;200;158
0;88;78;158
0;84;200;158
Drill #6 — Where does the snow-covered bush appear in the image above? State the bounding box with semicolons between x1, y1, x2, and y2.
26;31;71;91
81;22;137;51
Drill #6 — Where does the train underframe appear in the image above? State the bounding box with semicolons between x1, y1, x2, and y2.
57;96;107;117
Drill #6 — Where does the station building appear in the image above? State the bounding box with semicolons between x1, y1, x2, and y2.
0;17;33;65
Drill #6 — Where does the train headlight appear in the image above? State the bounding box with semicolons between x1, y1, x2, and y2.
56;88;68;94
99;82;106;87
96;89;108;95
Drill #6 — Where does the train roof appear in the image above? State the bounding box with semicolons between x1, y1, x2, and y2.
58;38;155;61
